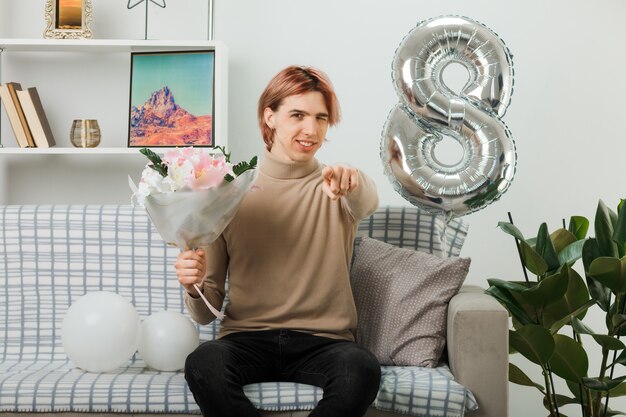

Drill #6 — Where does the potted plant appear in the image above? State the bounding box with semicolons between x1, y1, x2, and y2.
486;199;626;417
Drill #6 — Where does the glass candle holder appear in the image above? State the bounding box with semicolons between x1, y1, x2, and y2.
70;119;101;148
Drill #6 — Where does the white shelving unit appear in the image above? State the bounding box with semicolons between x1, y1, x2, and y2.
0;38;228;203
0;38;228;153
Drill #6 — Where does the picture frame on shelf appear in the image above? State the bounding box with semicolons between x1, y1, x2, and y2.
128;50;216;148
44;0;93;39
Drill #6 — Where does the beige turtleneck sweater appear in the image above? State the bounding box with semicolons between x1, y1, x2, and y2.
184;149;379;341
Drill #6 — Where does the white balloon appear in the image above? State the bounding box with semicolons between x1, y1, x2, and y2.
62;291;140;372
138;310;200;371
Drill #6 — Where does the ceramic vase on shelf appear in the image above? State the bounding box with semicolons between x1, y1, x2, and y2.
70;119;101;148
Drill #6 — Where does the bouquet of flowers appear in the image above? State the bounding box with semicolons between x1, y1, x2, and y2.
129;146;257;319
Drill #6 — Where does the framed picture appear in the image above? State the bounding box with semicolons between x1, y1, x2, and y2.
44;0;93;39
128;50;216;148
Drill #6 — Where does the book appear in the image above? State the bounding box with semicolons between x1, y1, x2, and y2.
6;82;36;148
0;82;31;147
16;87;56;148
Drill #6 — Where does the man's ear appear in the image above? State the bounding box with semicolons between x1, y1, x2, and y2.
264;107;275;129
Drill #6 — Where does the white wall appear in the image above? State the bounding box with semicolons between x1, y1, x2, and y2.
2;1;626;415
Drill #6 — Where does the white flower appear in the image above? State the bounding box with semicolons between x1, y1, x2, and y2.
132;165;179;207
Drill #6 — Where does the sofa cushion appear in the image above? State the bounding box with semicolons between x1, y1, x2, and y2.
0;358;476;417
351;237;471;366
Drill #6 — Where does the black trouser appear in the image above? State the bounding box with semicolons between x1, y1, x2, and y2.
184;329;381;417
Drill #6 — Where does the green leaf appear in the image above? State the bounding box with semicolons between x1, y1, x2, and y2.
550;228;577;257
572;318;626;350
509;325;555;365
570;317;626;349
610;349;626;367
600;406;626;417
139;148;168;177
615;201;626;258
569;215;590;241
589;257;626;294
224;156;258;183
557;240;586;267
596;200;619;258
570;317;596;335
595;335;626;350
543;265;590;327
509;363;544;391
582;376;626;392
583;239;612;311
520;270;568;308
612;314;626;334
536;223;560;273
566;380;585;401
485;285;535;326
520;240;549;276
549;299;596;334
550;334;589;382
542;393;578;411
498;222;526;241
211;145;231;162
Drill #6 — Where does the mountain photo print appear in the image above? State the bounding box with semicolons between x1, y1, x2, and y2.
128;50;215;147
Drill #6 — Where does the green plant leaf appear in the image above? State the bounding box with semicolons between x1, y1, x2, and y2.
487;278;530;293
520;240;549;277
549;334;589;382
569;215;590;241
520;270;568;308
582;376;626;392
551;228;577;257
549;299;596;334
600;406;626;417
610;349;626;367
497;221;526;241
570;316;626;349
615;201;626;258
485;285;535;326
537;223;560;273
570;317;595;335
509;363;544;391
557;240;586;267
542;393;578;411
543;265;590;327
211;145;231;162
583;238;612;311
592;335;626;350
509;325;555;365
139;147;168;177
612;314;626;334
566;380;584;401
596;200;619;258
589;257;626;295
224;156;258;183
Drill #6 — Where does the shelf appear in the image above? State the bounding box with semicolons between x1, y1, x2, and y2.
0;147;177;155
0;38;228;151
0;38;223;53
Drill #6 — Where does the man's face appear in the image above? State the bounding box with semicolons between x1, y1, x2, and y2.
264;91;329;163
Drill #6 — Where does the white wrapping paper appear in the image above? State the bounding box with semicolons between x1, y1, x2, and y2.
129;168;258;319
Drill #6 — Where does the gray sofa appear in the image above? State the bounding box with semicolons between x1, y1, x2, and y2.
0;205;508;417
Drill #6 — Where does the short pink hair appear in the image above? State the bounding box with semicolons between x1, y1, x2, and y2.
257;66;341;150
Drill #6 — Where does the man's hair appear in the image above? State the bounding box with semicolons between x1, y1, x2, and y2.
257;66;341;150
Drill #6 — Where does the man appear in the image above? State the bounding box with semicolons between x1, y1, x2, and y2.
176;66;380;417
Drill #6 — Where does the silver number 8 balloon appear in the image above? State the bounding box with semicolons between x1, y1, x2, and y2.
381;16;517;219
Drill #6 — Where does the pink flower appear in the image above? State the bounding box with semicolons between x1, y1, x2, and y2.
186;152;232;190
137;147;233;194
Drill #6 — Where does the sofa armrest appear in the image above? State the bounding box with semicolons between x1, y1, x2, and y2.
447;284;509;417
